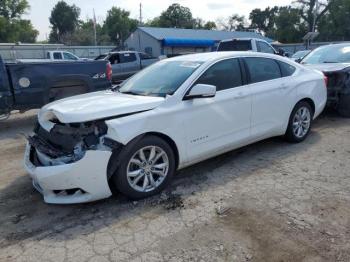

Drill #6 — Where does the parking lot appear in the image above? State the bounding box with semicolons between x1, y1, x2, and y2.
0;109;348;262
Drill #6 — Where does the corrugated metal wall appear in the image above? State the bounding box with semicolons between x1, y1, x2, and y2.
0;44;115;62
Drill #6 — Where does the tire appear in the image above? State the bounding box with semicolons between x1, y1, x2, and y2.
337;94;350;118
285;101;313;143
111;135;176;200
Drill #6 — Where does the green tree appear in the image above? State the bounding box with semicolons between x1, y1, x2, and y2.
217;14;246;31
192;18;217;30
0;0;38;42
295;0;331;32
49;1;80;43
0;0;29;19
318;0;350;41
274;6;307;43
156;3;194;28
65;19;111;45
103;7;138;46
249;7;278;34
203;21;217;30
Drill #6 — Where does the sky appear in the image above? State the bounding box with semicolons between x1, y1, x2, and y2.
24;0;292;41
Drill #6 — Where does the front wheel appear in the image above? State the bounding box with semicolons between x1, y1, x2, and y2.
111;135;176;199
285;101;313;143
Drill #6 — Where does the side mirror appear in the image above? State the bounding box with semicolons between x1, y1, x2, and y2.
184;84;216;100
295;58;302;63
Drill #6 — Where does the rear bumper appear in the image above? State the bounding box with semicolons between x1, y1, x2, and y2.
24;143;112;204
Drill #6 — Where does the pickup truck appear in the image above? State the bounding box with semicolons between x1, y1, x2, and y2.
0;56;112;119
95;51;159;83
217;38;286;56
17;51;88;63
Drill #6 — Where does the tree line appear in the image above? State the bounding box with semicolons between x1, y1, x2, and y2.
1;0;350;45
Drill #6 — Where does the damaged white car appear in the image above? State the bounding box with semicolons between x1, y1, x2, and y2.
24;52;327;204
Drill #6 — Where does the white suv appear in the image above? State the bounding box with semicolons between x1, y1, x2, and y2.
24;52;327;204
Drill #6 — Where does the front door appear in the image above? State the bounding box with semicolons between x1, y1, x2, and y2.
181;58;252;163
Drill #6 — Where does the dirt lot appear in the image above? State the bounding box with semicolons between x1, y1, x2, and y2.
0;110;349;262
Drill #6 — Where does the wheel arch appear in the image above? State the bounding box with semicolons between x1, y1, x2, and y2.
297;97;315;116
106;131;180;181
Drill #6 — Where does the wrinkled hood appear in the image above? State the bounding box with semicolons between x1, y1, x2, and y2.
303;63;350;73
39;90;165;124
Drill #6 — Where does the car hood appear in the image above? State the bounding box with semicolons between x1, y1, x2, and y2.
39;90;165;124
303;63;350;73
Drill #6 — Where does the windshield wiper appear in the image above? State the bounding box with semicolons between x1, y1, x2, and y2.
119;91;144;96
109;84;121;92
323;61;338;63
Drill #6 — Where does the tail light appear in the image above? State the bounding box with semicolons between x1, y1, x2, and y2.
106;63;112;81
324;75;328;87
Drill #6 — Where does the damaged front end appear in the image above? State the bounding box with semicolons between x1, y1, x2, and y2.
28;118;115;166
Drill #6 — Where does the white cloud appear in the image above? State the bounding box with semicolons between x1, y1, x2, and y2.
25;0;292;41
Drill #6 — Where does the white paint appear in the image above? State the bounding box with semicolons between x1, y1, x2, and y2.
25;52;327;204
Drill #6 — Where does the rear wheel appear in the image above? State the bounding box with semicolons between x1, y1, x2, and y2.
285;101;313;143
111;135;176;199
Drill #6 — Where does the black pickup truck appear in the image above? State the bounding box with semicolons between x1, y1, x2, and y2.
0;56;112;119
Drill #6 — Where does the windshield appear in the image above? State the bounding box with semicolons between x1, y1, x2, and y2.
118;60;203;97
292;51;309;59
301;45;350;64
95;54;107;60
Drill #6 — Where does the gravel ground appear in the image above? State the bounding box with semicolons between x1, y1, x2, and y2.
0;109;349;262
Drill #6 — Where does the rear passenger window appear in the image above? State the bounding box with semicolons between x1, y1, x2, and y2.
257;41;276;54
218;40;252;52
278;61;296;77
245;57;281;83
53;52;62;60
195;58;242;91
120;53;137;63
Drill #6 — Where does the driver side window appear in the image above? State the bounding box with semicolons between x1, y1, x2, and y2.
195;58;243;91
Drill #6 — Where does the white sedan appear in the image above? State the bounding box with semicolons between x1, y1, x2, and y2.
24;52;327;204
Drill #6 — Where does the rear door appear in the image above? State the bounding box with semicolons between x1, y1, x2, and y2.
244;57;297;138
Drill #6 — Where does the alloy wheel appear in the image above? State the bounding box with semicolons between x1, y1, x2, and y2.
292;106;311;138
126;146;169;192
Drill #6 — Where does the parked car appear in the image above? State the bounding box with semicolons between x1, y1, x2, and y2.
17;51;89;63
291;50;311;62
0;55;112;119
24;52;327;204
217;38;280;55
95;51;159;83
300;43;350;117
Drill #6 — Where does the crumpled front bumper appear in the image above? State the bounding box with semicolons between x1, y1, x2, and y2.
24;143;112;204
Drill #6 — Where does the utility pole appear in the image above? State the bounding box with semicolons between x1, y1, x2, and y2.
312;0;319;33
93;9;97;46
139;2;143;25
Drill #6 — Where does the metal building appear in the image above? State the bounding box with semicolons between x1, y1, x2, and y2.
125;27;273;57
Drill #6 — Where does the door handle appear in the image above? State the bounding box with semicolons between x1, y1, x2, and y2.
234;92;248;99
280;84;288;90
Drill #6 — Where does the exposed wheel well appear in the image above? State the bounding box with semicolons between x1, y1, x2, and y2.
298;98;315;116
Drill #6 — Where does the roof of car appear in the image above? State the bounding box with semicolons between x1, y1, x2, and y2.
167;51;292;63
